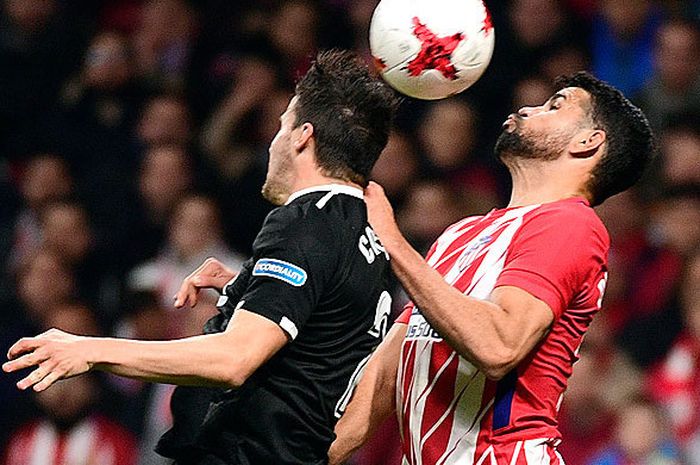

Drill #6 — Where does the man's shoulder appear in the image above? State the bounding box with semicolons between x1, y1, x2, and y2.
526;198;609;240
255;192;363;251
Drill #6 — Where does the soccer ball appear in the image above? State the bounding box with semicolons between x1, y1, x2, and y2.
369;0;495;100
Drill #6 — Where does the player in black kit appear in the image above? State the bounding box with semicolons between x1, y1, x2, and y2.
3;50;399;465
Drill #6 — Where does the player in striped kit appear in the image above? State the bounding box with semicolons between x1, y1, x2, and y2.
329;72;656;465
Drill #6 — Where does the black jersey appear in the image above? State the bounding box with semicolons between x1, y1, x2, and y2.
157;185;391;465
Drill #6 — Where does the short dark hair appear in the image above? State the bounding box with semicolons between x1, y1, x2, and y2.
294;49;399;186
556;72;656;206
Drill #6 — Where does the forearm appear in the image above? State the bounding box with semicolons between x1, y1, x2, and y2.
384;236;512;373
329;325;404;465
88;333;239;387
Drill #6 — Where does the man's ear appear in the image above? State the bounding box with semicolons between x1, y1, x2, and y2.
293;122;314;152
570;129;606;158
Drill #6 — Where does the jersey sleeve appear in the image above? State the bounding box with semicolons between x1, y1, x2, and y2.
495;204;609;319
232;206;336;340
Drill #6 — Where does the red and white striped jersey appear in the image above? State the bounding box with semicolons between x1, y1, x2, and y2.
395;197;609;465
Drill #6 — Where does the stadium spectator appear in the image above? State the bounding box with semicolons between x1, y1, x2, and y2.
647;250;700;465
2;302;137;465
558;315;643;465
658;116;700;191
396;179;468;253
110;290;175;465
267;0;320;80
586;397;682;465
417;99;502;207
8;154;73;269
0;0;86;157
636;19;700;131
136;94;192;148
130;145;193;263
370;130;420;206
128;193;244;336
15;248;76;329
131;0;198;91
591;0;661;96
512;75;557;109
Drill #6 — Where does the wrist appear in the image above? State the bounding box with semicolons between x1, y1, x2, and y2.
85;337;113;370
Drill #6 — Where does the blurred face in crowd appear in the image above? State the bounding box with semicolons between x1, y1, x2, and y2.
651;196;700;255
83;32;132;91
513;77;555;109
137;96;191;147
398;181;464;246
264;97;298;205
169;196;222;260
36;375;97;427
615;401;664;460
21;155;72;210
661;129;700;187
420;100;477;170
47;303;100;335
269;1;318;62
18;250;75;323
5;0;56;32
509;0;565;48
683;253;700;340
138;0;196;44
601;0;652;39
35;304;100;426
495;87;594;162
540;46;588;82
139;146;192;219
371;131;418;199
655;23;700;92
41;203;93;265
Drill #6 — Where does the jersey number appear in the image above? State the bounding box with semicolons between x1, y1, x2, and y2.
334;291;393;418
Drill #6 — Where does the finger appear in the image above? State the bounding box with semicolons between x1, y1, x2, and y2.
174;280;191;308
7;337;43;360
17;366;51;390
3;350;50;373
33;370;62;392
187;282;198;308
367;181;385;194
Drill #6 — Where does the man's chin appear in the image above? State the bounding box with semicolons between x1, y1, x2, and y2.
261;183;287;206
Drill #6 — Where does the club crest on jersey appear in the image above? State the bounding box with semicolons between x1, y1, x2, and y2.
457;234;493;271
253;258;307;286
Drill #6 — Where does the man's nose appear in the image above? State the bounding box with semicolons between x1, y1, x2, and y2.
518;106;536;118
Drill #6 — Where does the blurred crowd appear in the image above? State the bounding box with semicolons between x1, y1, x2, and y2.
0;0;698;464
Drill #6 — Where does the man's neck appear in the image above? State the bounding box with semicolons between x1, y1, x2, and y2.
506;158;590;208
289;172;361;197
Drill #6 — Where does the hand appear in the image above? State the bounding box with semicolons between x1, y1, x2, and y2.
174;257;236;308
2;329;92;392
364;182;403;253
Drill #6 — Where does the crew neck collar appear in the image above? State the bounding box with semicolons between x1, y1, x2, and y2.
285;183;364;205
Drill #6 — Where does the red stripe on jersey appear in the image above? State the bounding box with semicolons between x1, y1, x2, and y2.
547;443;562;465
401;339;419;462
419;344;459;461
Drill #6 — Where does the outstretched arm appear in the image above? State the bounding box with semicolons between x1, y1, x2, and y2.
329;322;406;465
364;182;554;380
2;309;288;392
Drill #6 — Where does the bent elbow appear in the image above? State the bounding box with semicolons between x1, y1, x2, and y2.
224;366;253;389
477;350;517;381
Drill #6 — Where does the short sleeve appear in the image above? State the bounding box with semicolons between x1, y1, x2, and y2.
232;207;336;340
495;204;609;320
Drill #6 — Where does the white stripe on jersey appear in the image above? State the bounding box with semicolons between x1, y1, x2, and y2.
408;339;435;464
401;205;540;465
